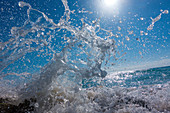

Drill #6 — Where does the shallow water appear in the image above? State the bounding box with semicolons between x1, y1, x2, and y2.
0;0;169;112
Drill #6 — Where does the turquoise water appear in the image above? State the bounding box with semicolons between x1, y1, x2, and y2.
0;0;170;112
125;66;170;86
82;66;170;88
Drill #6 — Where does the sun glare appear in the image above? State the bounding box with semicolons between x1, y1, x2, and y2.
104;0;118;7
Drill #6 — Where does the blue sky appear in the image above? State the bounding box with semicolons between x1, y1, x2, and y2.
0;0;170;74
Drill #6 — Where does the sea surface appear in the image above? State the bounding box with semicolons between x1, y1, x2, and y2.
0;0;170;113
1;66;170;113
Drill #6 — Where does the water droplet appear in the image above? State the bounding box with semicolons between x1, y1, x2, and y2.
118;26;121;31
140;17;144;20
34;103;39;108
163;10;169;14
125;36;130;41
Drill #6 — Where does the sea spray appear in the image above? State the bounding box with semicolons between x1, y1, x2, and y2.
0;0;169;112
147;10;169;30
0;0;116;108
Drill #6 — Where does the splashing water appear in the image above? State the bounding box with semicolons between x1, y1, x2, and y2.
147;10;169;30
0;0;170;113
0;0;116;103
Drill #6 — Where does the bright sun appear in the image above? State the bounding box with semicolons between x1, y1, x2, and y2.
104;0;118;7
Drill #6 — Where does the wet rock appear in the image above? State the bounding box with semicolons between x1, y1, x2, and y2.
0;98;36;113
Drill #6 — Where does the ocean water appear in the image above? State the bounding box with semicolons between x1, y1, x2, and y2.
0;0;170;113
83;66;170;88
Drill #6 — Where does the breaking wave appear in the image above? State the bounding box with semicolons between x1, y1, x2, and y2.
0;0;169;113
